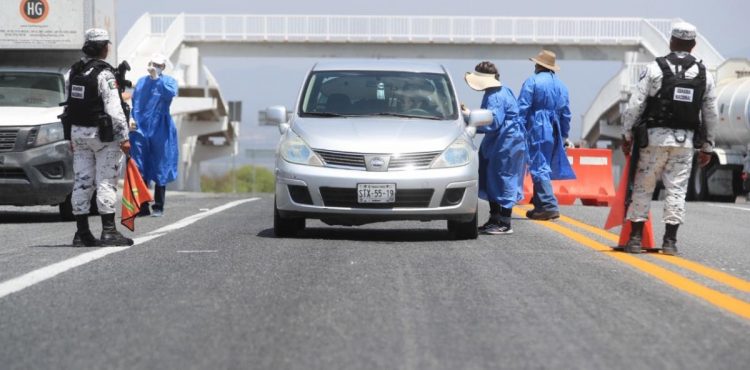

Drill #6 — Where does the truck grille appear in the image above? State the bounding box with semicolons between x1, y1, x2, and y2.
0;168;28;181
0;129;19;152
314;150;441;170
319;187;434;208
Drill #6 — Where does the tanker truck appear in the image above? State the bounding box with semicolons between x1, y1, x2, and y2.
687;59;750;202
0;0;116;219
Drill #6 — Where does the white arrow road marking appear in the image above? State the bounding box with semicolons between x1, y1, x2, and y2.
0;197;259;299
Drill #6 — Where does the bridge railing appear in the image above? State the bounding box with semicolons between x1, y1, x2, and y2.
149;14;678;45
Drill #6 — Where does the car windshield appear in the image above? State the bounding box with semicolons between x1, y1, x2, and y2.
0;72;65;108
300;70;458;120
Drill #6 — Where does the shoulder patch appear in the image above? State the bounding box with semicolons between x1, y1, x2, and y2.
108;79;118;90
639;68;648;81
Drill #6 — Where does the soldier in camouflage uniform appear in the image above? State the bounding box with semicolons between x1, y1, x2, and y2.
621;22;718;255
64;29;133;247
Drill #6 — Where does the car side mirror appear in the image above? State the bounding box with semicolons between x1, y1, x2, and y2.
468;109;493;127
266;105;288;125
278;122;290;135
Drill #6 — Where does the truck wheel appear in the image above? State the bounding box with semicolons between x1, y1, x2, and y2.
274;200;305;237
59;194;74;221
448;209;478;240
59;192;100;221
89;191;99;215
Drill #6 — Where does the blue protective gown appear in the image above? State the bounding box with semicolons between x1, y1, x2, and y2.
130;74;179;186
476;87;528;209
517;71;576;182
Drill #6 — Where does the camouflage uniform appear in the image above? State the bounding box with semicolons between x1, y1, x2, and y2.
66;63;130;215
622;51;718;224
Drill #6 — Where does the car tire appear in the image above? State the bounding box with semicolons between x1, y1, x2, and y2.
59;194;74;221
448;209;478;240
59;192;101;221
274;200;305;237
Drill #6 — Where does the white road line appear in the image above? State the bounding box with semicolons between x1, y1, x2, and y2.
0;197;259;299
177;250;218;253
706;203;750;212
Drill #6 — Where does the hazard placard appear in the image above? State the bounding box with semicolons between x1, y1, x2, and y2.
0;0;84;49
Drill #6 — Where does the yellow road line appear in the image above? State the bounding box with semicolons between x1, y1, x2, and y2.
556;214;750;293
513;209;750;320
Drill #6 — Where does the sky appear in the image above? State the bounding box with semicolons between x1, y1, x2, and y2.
115;0;748;172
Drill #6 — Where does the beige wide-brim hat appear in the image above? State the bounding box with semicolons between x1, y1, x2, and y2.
530;50;561;71
464;71;502;91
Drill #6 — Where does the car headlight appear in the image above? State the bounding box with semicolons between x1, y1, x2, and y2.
431;139;473;168
29;122;65;148
279;130;323;166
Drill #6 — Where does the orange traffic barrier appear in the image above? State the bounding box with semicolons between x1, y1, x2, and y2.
563;148;615;206
518;148;615;206
605;154;656;249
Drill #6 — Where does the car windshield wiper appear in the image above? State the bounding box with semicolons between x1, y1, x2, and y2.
301;111;349;117
368;112;443;120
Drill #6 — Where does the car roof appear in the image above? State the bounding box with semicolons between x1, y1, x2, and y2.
0;66;67;75
312;60;447;74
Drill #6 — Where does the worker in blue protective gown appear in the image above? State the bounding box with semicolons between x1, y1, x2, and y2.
130;54;179;217
463;61;527;235
517;50;576;221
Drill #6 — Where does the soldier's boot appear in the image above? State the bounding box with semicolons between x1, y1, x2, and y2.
662;224;679;256
100;213;134;246
624;221;644;254
72;215;102;247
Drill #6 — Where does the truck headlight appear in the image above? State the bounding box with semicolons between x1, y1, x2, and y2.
431;139;473;168
29;122;65;147
279;130;323;166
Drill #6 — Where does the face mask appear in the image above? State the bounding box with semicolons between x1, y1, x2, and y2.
154;66;164;75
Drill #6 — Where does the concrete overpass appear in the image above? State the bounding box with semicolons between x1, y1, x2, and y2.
118;14;725;189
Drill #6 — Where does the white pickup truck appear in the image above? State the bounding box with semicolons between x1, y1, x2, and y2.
0;67;76;218
0;0;115;219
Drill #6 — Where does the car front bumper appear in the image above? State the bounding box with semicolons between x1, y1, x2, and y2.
0;141;73;206
275;159;478;225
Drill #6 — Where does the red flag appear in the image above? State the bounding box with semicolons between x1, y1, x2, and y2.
605;155;656;249
604;156;631;230
121;158;153;231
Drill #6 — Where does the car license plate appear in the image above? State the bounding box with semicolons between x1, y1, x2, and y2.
357;184;396;203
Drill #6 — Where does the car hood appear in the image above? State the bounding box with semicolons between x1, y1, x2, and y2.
0;106;63;127
292;116;465;153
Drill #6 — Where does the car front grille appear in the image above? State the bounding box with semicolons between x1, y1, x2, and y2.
388;151;441;170
0;129;19;152
314;149;441;170
319;187;434;208
315;150;366;169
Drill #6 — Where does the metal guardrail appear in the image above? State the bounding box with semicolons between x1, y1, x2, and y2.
148;15;677;45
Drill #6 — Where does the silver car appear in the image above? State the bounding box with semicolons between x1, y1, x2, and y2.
270;61;492;239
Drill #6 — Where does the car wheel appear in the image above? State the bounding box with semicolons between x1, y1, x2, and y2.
274;201;305;237
448;209;478;240
89;190;99;215
59;192;102;221
59;194;74;221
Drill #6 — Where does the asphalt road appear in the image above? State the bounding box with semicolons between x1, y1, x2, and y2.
0;193;748;370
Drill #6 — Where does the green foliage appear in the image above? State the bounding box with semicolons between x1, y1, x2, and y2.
201;165;275;193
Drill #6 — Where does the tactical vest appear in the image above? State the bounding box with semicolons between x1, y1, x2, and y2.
643;53;706;131
65;59;115;126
